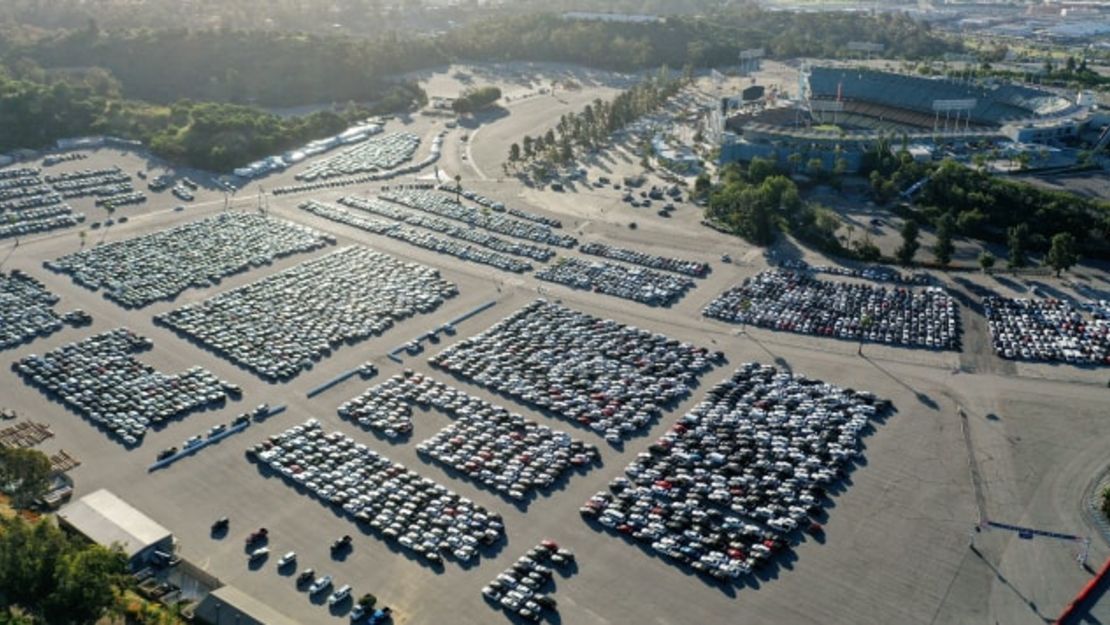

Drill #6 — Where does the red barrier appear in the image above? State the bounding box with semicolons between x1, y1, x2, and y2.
1056;556;1110;625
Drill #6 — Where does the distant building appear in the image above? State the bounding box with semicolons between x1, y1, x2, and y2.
57;489;174;571
562;11;664;24
195;585;300;625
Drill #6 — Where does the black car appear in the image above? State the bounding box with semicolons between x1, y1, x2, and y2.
157;446;178;461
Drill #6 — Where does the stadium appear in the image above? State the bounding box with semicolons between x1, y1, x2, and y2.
716;66;1094;172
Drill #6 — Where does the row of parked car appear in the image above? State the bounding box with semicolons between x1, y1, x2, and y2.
0;168;82;239
43;167;135;202
339;196;555;262
432;183;563;229
579;241;708;278
584;362;889;583
429;300;720;443
380;190;577;248
96;191;147;209
536;256;696;306
47;212;331;308
298;200;533;273
156;246;458;381
704;270;961;351
14;328;233;446
984;296;1109;365
248;419;506;566
337;370;599;502
0;270;67;349
482;541;574;622
296;133;421;181
779;258;931;286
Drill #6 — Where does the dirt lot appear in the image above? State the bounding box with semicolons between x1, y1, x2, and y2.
2;63;1109;625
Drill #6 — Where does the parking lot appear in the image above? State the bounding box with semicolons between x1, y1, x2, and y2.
2;64;1110;625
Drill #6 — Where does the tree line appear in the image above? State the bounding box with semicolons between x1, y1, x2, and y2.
507;68;688;172
866;147;1110;262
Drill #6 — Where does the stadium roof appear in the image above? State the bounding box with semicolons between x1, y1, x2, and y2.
58;489;172;558
808;67;1072;126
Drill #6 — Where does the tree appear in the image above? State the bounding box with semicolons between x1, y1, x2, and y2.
508;143;520;162
0;515;127;625
1007;223;1029;269
453;174;462;203
694;173;711;199
978;251;995;273
895;220;920;266
932;212;955;267
0;448;51;509
853;234;882;262
1046;232;1078;277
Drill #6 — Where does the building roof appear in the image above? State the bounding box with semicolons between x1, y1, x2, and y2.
58;489;172;558
199;586;301;625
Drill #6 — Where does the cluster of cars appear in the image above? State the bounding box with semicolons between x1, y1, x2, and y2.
338;369;599;500
380;191;577;248
583;362;889;583
779;259;930;286
247;419;505;565
46;213;330;308
14;328;232;446
984;296;1109;365
296;133;420;181
0;168;81;239
579;242;708;278
298;200;532;273
429;300;718;442
482;541;574;621
432;183;562;229
0;270;66;349
536;256;696;306
95;191;147;210
156;247;458;381
42;152;88;166
44;167;133;200
159;409;250;460
704;270;960;351
339;196;554;262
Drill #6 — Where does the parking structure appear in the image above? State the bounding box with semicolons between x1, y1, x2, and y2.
337;370;600;503
297;200;532;273
704;269;960;350
45;212;331;308
428;300;719;444
155;246;458;381
247;418;505;566
536;256;696;306
983;296;1109;365
379;190;577;248
582;362;890;583
338;196;554;261
0;167;81;239
481;542;575;622
295;133;421;181
13;328;233;446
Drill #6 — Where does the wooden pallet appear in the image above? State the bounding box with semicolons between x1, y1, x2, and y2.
0;421;54;449
49;449;80;473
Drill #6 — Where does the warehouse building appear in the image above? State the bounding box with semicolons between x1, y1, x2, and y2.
57;489;175;571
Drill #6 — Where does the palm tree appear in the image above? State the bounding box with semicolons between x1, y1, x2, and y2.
454;174;462;203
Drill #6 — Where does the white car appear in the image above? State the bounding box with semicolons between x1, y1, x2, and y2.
328;584;352;606
249;547;269;560
277;551;296;567
309;575;333;595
